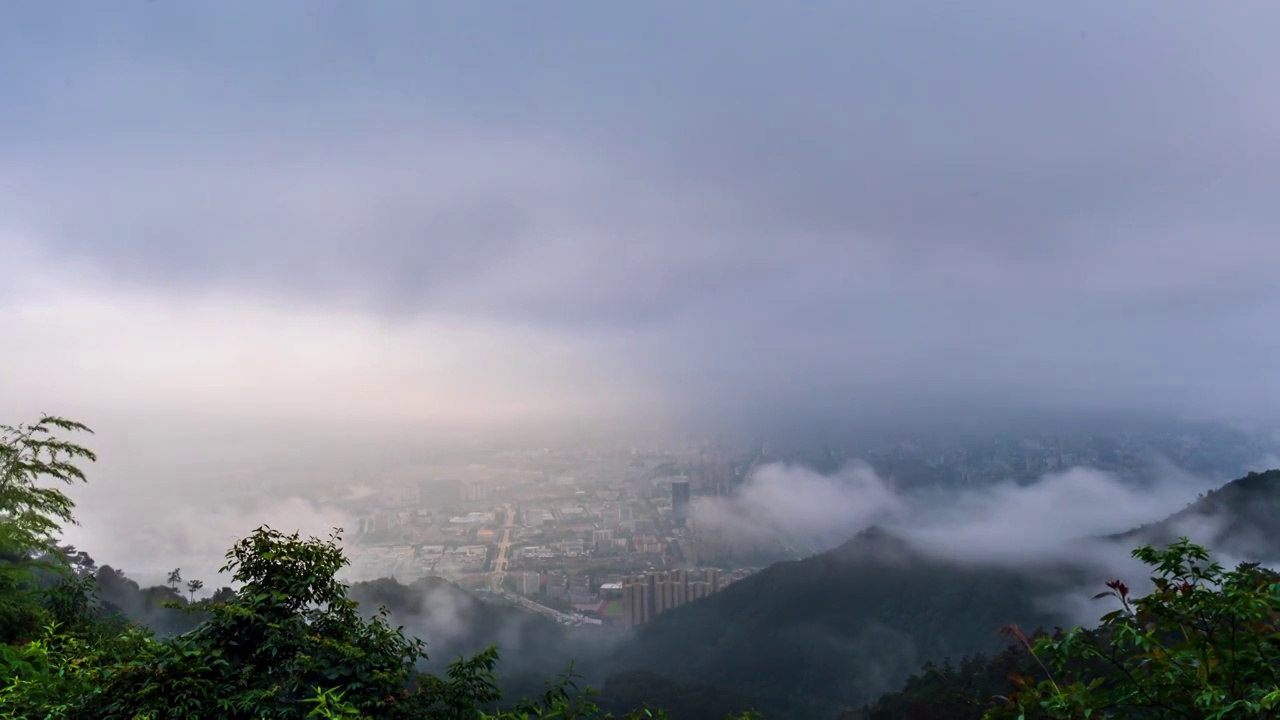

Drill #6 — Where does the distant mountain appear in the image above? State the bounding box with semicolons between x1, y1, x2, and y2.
1116;469;1280;561
606;528;1071;718
861;468;1280;719
603;469;1280;719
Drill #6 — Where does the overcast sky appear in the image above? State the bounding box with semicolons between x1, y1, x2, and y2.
4;1;1280;450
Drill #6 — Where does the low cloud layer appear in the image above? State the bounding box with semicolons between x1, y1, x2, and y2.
693;461;1219;565
693;460;1273;626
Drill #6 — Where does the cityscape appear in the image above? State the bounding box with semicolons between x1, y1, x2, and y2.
334;443;758;630
322;421;1279;631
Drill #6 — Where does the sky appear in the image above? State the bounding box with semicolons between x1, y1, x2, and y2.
4;3;1280;455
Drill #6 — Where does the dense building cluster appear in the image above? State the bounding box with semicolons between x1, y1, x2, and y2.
620;568;723;628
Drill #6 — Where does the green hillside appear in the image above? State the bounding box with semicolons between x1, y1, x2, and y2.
1117;469;1280;559
604;470;1280;718
860;468;1280;719
609;528;1069;717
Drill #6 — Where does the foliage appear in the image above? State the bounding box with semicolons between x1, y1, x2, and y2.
0;416;95;644
988;538;1280;719
0;415;763;719
860;646;1043;720
74;526;521;718
2;524;761;719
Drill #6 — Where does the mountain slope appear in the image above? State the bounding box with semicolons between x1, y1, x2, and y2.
611;528;1070;717
609;470;1280;719
861;468;1280;719
1117;469;1280;560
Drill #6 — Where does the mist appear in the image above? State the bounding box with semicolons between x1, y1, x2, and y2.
60;492;353;590
691;459;1275;627
692;461;1217;563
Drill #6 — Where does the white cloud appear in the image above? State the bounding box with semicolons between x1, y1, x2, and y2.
0;235;651;429
60;492;353;590
692;460;1221;567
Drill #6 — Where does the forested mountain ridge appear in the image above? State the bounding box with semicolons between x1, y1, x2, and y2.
860;468;1280;719
1115;468;1280;560
602;470;1280;718
607;527;1069;717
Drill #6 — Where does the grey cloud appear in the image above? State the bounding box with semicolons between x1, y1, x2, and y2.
4;2;1280;428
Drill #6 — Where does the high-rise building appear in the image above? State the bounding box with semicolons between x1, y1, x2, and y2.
704;568;722;592
592;529;614;553
669;568;690;607
569;572;595;603
671;478;691;527
521;572;541;596
622;576;650;628
688;580;712;601
545;573;568;599
621;568;724;628
462;480;487;503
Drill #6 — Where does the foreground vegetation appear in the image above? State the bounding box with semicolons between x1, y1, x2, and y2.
0;416;761;719
3;416;1280;718
861;535;1280;719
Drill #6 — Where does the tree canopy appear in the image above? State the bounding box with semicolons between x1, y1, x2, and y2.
0;415;757;720
0;415;95;644
988;539;1280;719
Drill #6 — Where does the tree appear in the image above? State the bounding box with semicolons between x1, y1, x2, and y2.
5;523;757;719
168;567;182;592
0;415;95;643
988;538;1280;719
0;414;760;719
186;578;204;603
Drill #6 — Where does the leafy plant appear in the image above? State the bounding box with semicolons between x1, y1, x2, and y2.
0;414;756;719
988;538;1280;719
0;416;95;644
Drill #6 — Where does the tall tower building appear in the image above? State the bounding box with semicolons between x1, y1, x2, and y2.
671;478;691;527
688;581;711;601
521;572;541;595
622;568;728;628
703;568;722;593
622;575;652;628
669;568;689;608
